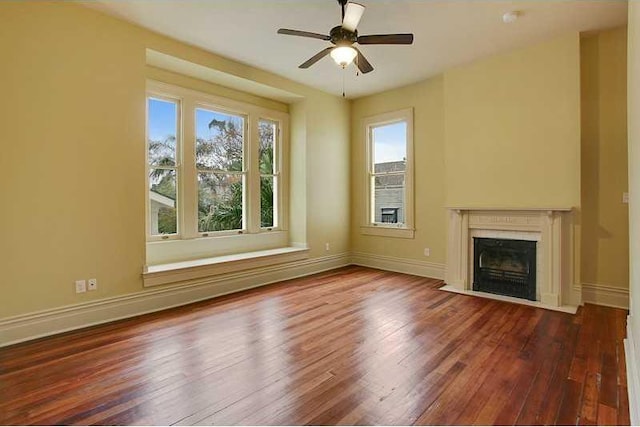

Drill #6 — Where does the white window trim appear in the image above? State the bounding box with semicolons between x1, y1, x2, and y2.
146;80;289;264
360;108;415;239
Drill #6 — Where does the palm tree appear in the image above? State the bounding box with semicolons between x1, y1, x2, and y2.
198;120;276;231
197;118;244;231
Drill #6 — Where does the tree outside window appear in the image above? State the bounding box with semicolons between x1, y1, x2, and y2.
147;90;283;239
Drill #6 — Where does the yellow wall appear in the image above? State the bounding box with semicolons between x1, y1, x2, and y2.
0;2;146;318
350;77;446;264
444;33;582;208
304;94;352;256
581;28;629;291
0;1;350;318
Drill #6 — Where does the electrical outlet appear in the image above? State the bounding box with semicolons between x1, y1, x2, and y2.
75;280;87;293
424;248;430;257
88;278;97;291
325;242;330;251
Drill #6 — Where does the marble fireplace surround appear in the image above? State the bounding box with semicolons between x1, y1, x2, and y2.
443;207;580;313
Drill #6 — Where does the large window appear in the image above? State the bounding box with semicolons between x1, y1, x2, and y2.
146;81;288;258
362;108;414;238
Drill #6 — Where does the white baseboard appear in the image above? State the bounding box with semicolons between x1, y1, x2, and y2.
581;282;629;309
0;253;350;348
625;315;640;427
351;251;446;280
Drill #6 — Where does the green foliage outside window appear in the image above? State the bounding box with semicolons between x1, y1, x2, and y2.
148;118;276;234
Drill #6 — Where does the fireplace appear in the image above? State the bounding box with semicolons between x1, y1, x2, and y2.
473;237;536;301
445;208;578;312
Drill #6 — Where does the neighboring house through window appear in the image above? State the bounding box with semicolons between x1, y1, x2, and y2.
380;207;399;223
149;190;176;235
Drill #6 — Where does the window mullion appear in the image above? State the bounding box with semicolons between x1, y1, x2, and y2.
247;116;260;233
405;112;414;231
372;172;405;178
367;126;375;225
273;123;280;229
181;97;198;239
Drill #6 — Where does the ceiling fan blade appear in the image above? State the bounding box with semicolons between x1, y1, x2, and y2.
299;47;334;69
277;28;331;41
357;34;414;45
342;2;365;32
353;47;374;74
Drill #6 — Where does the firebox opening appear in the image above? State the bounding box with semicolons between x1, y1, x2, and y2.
473;238;536;301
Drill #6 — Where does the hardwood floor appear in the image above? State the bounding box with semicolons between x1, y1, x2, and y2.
0;266;630;425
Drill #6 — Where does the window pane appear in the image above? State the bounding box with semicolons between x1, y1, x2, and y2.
149;168;177;235
372;174;405;224
260;176;275;228
196;108;244;172
373;121;407;172
259;120;277;174
198;172;244;232
147;98;177;167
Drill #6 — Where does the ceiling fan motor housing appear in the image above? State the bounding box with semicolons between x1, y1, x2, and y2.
330;25;357;46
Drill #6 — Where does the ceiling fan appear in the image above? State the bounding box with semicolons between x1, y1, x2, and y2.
277;0;414;74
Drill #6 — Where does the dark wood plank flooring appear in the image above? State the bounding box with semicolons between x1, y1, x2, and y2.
0;266;630;425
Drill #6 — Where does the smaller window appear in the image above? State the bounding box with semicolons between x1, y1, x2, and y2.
259;119;279;229
362;108;414;239
147;96;180;240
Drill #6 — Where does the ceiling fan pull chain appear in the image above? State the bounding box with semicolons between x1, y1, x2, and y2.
342;69;346;98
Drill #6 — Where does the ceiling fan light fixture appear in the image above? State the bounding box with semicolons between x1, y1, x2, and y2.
331;46;358;67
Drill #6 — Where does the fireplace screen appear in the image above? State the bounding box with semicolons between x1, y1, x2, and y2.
473;238;536;301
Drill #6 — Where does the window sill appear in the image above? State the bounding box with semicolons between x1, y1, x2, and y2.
143;246;309;287
360;225;415;239
146;230;288;266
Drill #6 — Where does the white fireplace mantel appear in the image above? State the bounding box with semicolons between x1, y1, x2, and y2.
443;207;580;313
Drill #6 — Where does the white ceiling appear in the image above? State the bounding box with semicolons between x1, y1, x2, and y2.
85;0;628;99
